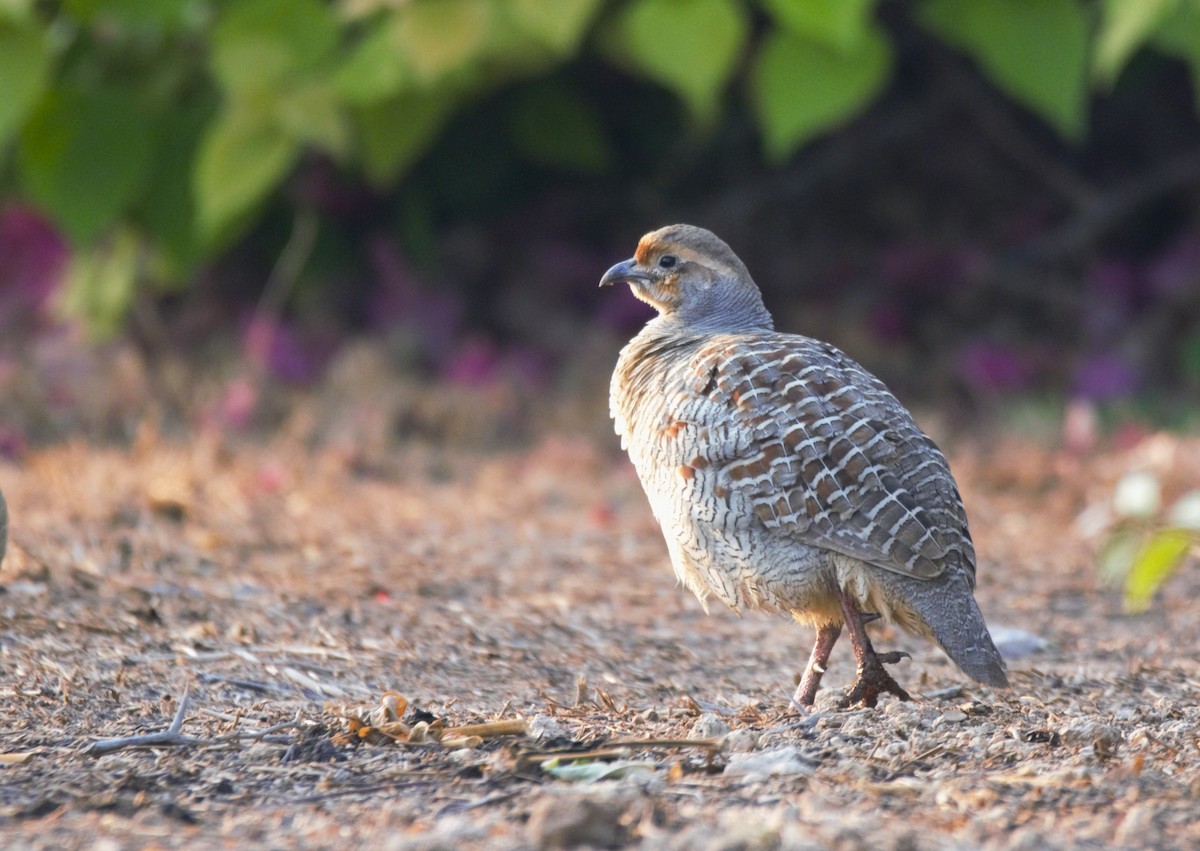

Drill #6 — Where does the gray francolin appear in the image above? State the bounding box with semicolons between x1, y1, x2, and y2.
603;224;1008;708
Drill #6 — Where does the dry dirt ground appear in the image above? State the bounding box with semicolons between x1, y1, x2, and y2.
1;421;1199;849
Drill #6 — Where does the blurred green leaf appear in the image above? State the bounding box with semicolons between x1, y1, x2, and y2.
1097;527;1143;584
1124;529;1193;611
193;101;300;240
920;0;1089;139
353;92;457;187
275;81;351;159
506;0;603;55
0;18;52;149
1153;1;1200;109
508;81;612;174
62;0;195;30
210;0;338;94
133;99;214;276
751;25;890;162
1095;0;1177;85
541;759;656;782
614;0;748;123
394;0;491;84
17;85;155;244
762;0;877;51
61;227;141;337
0;0;36;22
334;14;414;104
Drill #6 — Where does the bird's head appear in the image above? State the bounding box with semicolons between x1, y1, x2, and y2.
599;224;773;332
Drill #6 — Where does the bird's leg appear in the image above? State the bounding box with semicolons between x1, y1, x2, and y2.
838;589;911;708
792;623;842;709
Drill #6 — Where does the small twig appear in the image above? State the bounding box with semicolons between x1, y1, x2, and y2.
442;719;528;739
84;687;200;758
520;738;722;766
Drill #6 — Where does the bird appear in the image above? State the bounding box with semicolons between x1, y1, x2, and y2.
602;224;1009;708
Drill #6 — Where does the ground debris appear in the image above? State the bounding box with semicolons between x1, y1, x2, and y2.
2;432;1200;846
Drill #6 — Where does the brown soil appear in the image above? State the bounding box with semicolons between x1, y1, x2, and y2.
1;419;1198;849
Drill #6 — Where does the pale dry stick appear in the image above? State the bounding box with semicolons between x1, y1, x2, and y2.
85;690;307;757
83;687;200;758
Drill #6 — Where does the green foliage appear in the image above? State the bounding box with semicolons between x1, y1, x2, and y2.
16;84;156;244
4;0;1200;332
607;0;748;124
752;24;891;162
919;0;1089;139
1100;473;1200;612
0;16;52;148
1094;0;1178;85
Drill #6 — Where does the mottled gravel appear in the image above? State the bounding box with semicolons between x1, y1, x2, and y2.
1;427;1198;849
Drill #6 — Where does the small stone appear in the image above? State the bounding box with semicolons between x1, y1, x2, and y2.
690;712;730;740
990;625;1048;661
722;728;760;753
527;791;626;849
724;746;813;779
937;710;968;726
528;714;567;743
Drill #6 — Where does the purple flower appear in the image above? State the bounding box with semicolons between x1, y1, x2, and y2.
0;204;68;328
241;316;328;383
368;236;462;358
1146;233;1200;298
879;243;984;296
1073;353;1139;400
958;342;1028;392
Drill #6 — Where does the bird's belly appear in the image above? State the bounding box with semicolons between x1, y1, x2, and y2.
657;494;842;624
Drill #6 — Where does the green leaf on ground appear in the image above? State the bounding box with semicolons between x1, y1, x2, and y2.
16;84;155;244
1097;528;1143;585
541;759;657;782
614;0;748;123
751;25;891;162
762;0;877;51
919;0;1089;139
193;102;300;241
1124;529;1194;611
0;18;52;149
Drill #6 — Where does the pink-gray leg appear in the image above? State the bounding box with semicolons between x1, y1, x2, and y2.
839;589;912;708
792;623;841;708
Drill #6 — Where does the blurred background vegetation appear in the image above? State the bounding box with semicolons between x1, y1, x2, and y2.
1;0;1199;432
0;0;1198;613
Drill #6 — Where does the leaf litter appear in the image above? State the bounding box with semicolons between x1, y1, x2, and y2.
0;426;1198;848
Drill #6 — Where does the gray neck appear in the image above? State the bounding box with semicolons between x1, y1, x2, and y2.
663;286;775;335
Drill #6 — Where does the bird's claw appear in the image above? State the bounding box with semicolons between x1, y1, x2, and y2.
839;651;912;708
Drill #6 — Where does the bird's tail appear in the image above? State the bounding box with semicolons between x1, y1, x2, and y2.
911;575;1009;688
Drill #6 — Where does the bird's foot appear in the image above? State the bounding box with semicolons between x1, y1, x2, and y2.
840;651;912;708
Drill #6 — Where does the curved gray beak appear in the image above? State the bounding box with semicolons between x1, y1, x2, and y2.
599;258;650;288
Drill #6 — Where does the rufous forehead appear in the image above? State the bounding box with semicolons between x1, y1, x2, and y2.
634;235;662;266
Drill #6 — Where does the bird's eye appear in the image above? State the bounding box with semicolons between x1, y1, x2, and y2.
658;255;677;269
